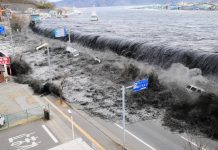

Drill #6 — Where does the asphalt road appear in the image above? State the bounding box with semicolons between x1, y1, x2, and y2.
63;98;218;150
0;121;59;150
2;82;217;150
44;95;122;150
94;117;218;150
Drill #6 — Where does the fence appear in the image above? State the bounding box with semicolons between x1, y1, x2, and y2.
0;104;49;130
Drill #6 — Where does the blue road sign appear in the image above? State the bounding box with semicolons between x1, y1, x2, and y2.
0;25;5;35
133;79;148;92
54;27;67;38
30;14;40;23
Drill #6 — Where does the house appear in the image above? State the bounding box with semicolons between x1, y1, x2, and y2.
0;51;12;83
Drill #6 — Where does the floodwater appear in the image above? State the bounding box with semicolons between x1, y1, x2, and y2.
37;7;218;75
40;6;218;53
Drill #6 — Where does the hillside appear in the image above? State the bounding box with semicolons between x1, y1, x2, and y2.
0;0;38;5
55;0;208;7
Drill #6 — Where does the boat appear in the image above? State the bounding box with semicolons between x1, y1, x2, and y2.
90;5;98;21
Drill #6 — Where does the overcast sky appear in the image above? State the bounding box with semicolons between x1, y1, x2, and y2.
48;0;61;2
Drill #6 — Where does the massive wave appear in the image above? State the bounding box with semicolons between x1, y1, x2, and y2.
30;24;218;75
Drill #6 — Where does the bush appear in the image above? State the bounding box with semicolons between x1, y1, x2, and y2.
42;82;60;96
121;63;140;81
148;72;162;91
29;79;44;94
37;2;55;9
11;59;32;76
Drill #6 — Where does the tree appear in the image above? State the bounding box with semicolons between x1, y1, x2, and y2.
37;0;55;9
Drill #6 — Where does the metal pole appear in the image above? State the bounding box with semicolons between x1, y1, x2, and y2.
68;28;71;44
71;115;75;139
47;45;52;82
122;85;126;150
7;14;14;57
4;64;8;83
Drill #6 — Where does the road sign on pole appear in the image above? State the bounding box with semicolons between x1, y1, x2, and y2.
121;85;126;150
0;25;5;35
54;27;67;38
121;78;148;150
132;79;149;92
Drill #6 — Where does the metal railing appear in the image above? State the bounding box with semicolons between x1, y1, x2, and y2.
0;104;49;130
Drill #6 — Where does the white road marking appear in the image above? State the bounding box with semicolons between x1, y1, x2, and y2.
115;123;156;150
42;125;59;143
9;132;41;150
180;136;207;150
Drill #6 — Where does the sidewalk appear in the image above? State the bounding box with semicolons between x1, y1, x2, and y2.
0;81;41;114
0;81;93;148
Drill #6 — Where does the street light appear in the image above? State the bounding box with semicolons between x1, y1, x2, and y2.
68;27;71;44
36;43;52;82
68;109;75;140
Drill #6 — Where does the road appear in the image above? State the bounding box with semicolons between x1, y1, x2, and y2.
43;95;122;150
0;82;121;150
0;121;59;150
65;101;218;150
1;82;218;150
93;114;218;150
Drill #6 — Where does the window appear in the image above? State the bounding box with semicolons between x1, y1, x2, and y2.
190;87;197;92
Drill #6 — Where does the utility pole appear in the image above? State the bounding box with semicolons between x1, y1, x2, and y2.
47;44;52;83
122;85;126;150
6;9;14;57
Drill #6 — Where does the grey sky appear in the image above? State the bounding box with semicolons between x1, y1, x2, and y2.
48;0;61;2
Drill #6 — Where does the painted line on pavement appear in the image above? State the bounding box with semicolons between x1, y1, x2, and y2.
42;124;59;143
115;123;156;150
180;136;207;150
44;97;105;150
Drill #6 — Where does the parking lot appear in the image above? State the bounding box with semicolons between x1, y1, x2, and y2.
0;121;59;150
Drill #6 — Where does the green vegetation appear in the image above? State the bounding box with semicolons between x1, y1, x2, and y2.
37;2;55;9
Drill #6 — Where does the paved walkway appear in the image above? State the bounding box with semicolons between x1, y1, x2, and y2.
0;81;40;114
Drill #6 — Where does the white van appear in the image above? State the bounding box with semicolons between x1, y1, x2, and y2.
186;84;205;94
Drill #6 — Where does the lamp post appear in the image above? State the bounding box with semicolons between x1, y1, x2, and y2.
68;109;75;140
36;43;52;82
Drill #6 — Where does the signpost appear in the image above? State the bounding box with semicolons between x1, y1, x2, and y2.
30;14;40;23
133;79;149;92
54;27;67;38
0;25;5;35
121;78;148;150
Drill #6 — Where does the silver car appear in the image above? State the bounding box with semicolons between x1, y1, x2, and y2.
0;114;5;127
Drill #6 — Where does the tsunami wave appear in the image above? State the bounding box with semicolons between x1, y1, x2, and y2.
30;24;218;75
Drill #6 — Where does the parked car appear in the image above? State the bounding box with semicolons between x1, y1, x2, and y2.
0;114;5;127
